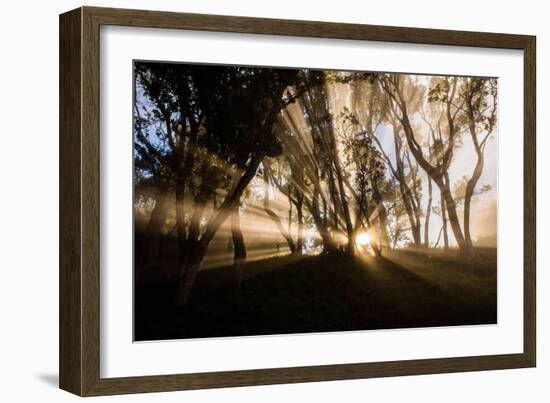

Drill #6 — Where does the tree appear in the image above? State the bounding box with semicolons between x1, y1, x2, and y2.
339;108;387;255
347;75;424;248
461;78;498;248
300;77;356;255
272;116;339;254
347;78;393;249
378;74;470;255
135;63;316;305
262;162;297;253
133;73;179;265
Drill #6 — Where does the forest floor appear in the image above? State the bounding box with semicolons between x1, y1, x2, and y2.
134;248;497;341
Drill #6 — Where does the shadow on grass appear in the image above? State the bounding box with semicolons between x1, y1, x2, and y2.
135;248;497;341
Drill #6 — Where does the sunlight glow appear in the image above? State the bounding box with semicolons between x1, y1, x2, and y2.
355;231;371;247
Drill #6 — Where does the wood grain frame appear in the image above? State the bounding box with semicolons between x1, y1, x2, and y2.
59;6;536;396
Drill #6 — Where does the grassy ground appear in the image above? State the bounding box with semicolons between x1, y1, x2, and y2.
134;248;497;341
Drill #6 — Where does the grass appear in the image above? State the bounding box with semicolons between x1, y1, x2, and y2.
134;248;497;341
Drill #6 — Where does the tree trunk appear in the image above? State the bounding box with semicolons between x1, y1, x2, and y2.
327;168;341;230
175;172;188;266
366;205;382;258
440;190;449;250
393;226;402;249
268;167;323;255
399;181;421;246
296;191;304;254
424;177;433;247
379;205;391;249
464;148;484;249
139;185;170;262
372;182;391;248
392;131;421;247
175;124;199;268
288;200;292;236
231;206;247;291
331;156;355;256
439;183;467;253
176;241;206;307
176;153;264;306
311;186;337;254
408;159;424;248
434;226;443;248
263;168;297;253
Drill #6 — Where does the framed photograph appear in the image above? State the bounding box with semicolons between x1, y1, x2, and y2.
59;6;536;396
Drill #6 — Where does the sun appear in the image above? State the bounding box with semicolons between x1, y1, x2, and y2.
355;231;371;246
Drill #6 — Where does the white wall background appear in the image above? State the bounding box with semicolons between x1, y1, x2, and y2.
0;0;546;401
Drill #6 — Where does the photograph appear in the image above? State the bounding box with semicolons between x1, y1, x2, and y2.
133;61;498;341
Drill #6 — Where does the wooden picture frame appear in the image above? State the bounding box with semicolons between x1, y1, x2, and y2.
59;6;536;396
